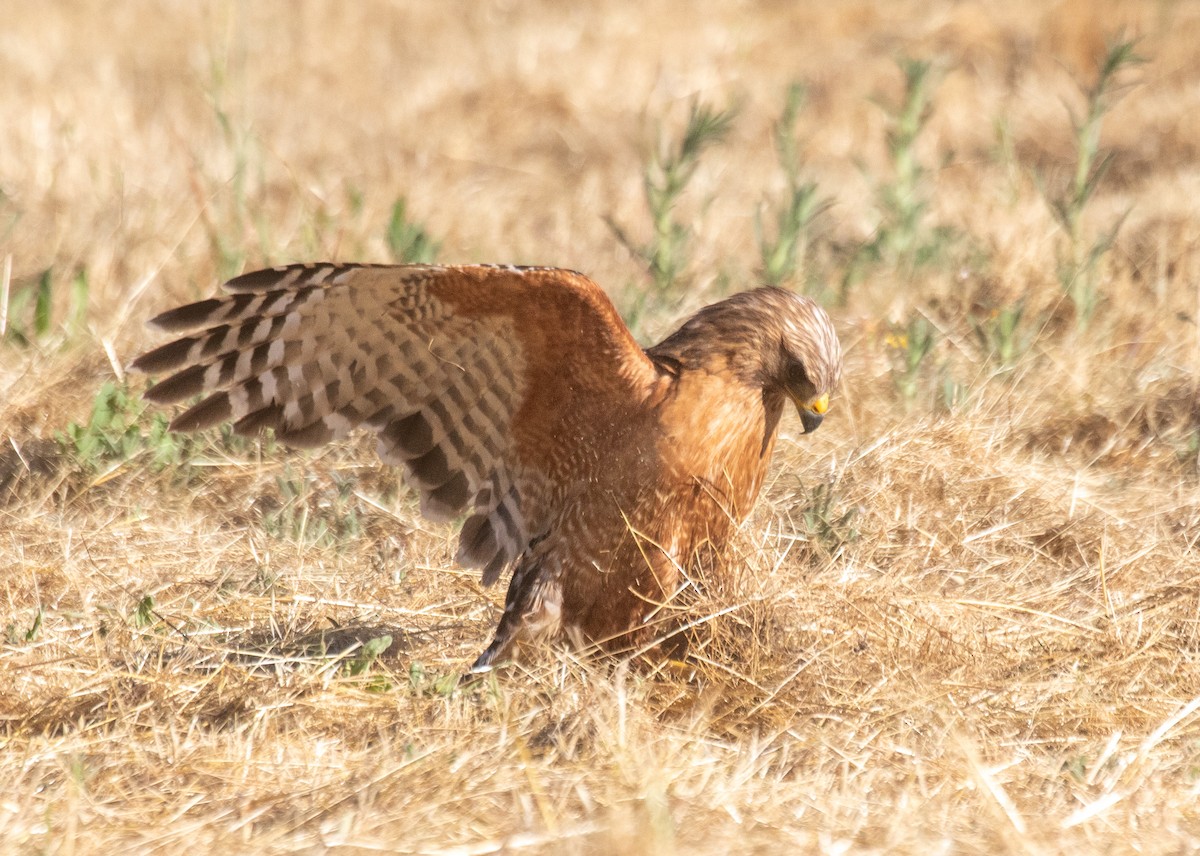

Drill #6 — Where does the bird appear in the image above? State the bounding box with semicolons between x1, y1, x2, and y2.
130;263;842;670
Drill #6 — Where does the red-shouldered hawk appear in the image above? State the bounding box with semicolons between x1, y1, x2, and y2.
130;264;842;670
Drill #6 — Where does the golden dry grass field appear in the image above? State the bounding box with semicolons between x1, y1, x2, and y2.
4;1;1200;853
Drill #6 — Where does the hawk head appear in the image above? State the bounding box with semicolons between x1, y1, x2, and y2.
648;286;843;434
774;290;842;433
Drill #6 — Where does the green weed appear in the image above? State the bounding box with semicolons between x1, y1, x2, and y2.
345;634;393;682
609;100;735;304
939;376;969;412
846;58;955;292
386;197;441;264
756;83;830;293
4;607;43;645
198;38;290;278
970;301;1029;367
68;269;89;337
878;59;936;258
58;381;188;474
204;59;252;279
1177;428;1200;473
800;479;859;552
260;466;363;547
407;660;458;697
993;116;1022;204
132;594;157;629
889;314;937;405
2;268;91;347
1035;39;1143;328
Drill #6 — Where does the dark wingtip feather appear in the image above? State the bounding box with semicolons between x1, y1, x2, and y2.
224;261;377;293
143;364;207;404
421;472;470;522
170;392;233;433
232;404;285;436
128;336;198;375
382;411;435;459
224;267;293;293
148;299;225;332
408;445;451;490
480;551;508;587
457;514;496;569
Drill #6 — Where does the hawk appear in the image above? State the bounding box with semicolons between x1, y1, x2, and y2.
130;264;842;670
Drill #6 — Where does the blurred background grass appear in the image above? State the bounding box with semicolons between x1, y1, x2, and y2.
3;1;1200;853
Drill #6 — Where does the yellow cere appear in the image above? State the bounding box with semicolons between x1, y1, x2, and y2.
810;393;830;415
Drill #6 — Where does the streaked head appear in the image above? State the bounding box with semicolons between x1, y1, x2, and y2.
647;286;843;432
774;290;841;433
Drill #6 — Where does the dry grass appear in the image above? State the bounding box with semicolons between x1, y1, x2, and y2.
4;1;1200;852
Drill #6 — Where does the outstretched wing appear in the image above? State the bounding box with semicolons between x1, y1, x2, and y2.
130;263;659;584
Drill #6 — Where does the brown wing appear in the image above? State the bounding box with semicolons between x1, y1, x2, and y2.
130;263;660;585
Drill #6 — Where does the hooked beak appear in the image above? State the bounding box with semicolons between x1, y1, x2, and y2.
795;392;829;434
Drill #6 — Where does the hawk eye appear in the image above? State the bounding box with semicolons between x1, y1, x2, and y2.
786;361;814;397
